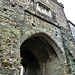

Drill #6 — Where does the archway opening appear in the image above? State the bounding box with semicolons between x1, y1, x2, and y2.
21;50;40;75
20;33;64;75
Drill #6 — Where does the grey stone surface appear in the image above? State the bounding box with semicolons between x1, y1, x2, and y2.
0;0;75;75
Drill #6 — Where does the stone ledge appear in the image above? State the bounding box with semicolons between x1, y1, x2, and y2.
0;68;16;74
24;9;60;28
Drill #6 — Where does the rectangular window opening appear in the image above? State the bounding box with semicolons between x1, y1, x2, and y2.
37;3;51;17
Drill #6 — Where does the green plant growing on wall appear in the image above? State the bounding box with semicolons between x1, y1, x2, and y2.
10;29;19;35
1;56;23;70
2;56;12;69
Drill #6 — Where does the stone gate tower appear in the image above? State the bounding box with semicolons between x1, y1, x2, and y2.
0;0;75;75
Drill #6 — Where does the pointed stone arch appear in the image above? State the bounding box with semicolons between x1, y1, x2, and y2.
20;32;66;75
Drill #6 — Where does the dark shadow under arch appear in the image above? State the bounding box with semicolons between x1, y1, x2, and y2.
20;33;65;75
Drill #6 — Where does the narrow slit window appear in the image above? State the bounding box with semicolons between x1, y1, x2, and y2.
46;10;49;15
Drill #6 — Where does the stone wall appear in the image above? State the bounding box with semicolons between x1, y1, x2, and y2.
0;0;21;74
68;21;75;40
0;0;75;75
61;27;75;74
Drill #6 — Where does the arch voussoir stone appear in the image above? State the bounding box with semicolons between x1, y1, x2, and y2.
20;32;66;75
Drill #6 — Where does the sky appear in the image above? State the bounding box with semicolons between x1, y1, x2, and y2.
58;0;75;24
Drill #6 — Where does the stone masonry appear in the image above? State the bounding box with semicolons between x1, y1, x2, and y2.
0;0;75;75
